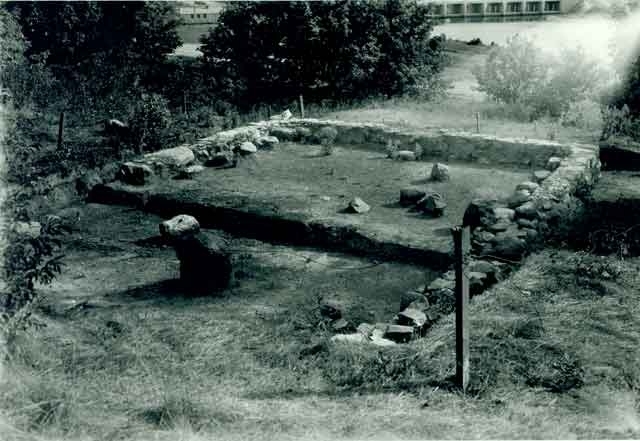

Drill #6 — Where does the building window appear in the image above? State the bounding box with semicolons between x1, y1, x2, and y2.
447;3;464;14
487;2;503;13
544;1;560;11
507;2;522;12
469;3;484;13
526;1;541;11
190;14;194;18
432;4;444;15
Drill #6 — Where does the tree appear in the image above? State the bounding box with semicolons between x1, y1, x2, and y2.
4;1;182;96
199;0;444;108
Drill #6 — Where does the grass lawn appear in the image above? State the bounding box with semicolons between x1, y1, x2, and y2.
2;204;640;440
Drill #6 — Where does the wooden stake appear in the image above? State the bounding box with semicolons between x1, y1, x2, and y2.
299;94;305;119
57;111;65;150
475;112;480;133
452;225;470;392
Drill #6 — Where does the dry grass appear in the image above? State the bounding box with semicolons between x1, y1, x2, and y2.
2;202;640;440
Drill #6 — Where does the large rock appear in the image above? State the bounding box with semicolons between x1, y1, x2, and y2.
160;215;231;294
117;162;153;186
346;197;370;214
490;228;528;260
515;181;540;193
143;146;195;171
430;163;450;181
400;188;427;206
508;189;532;208
159;214;200;238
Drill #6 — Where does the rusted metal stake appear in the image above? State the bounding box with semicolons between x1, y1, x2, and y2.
452;225;470;392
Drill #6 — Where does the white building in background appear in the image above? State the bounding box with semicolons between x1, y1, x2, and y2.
177;1;223;24
419;0;581;17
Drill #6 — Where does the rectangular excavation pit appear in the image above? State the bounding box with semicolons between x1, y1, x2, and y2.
92;119;600;270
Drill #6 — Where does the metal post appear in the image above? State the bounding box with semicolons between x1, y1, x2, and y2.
452;225;470;392
57;111;65;150
299;94;305;119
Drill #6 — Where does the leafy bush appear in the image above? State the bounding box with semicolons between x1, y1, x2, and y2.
475;35;608;119
560;98;603;130
128;93;171;153
200;0;445;108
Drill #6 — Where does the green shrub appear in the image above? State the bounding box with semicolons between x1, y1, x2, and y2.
475;35;607;119
128;93;171;153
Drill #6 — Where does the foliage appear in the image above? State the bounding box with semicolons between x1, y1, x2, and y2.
129;93;172;153
560;98;603;130
607;54;640;140
5;1;182;105
475;35;607;119
601;104;640;140
200;0;445;108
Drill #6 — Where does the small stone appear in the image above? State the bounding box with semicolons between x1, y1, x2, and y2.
346;197;370;214
12;221;41;239
370;329;397;346
468;271;487;294
532;170;551;183
417;192;447;216
547;157;562;171
356;323;375;337
396;308;427;329
295;127;312;140
144;146;195;170
175;164;205;180
76;171;103;196
256;135;279;150
493;207;515;221
395;150;416;161
426;278;455;292
117;162;153;186
486;220;512;233
468;260;497;275
515;201;538;219
442;270;456;281
516;181;540;193
320;195;331;201
331;333;367;344
474;230;496;243
400;290;427;311
238;141;257;155
320;300;343;320
332;318;353;333
508;189;532;208
400;188;427;206
517;218;538;229
205;153;234;168
430;163;450;181
384;325;415;343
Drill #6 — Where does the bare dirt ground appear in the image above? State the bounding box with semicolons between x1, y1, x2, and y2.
94;142;530;262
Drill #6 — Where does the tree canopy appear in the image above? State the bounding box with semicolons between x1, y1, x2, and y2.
199;0;445;107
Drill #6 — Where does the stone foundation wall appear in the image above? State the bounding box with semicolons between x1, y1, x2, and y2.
257;118;575;168
111;117;600;266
